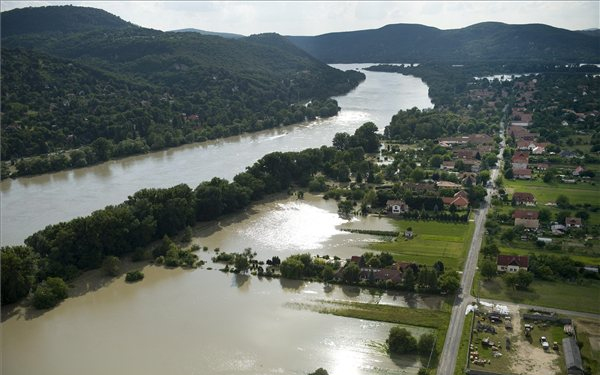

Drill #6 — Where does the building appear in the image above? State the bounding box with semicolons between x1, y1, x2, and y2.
512;192;536;206
513;168;532;180
563;337;584;375
386;200;409;214
572;166;584;176
440;161;455;171
436;181;462;189
497;255;529;273
513;210;539;229
442;196;469;209
511;152;529;170
565;217;583;228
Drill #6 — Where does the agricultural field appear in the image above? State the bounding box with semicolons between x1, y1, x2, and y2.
504;179;598;206
371;219;475;270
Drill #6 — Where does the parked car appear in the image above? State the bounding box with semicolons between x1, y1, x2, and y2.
540;336;550;350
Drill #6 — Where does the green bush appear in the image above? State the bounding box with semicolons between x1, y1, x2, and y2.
32;277;68;309
125;270;144;283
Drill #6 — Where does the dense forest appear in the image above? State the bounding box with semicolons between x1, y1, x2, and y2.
288;22;600;63
0;6;365;174
0;124;381;305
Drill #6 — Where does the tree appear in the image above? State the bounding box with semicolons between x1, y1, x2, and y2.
481;259;498;280
387;327;417;354
280;258;305;279
515;269;534;289
182;226;192;243
102;256;121;277
503;272;518;290
410;167;425;182
342;262;360;283
1;245;39;305
403;267;416;292
322;265;334;283
429;155;443;168
308;369;329;375
417;333;437;357
333;132;351;151
352;122;380;153
504;168;513;179
337;200;353;219
556;195;570;209
125;270;144;282
482;242;500;258
234;253;250;273
90;137;113;161
438;271;460;294
32;277;68;309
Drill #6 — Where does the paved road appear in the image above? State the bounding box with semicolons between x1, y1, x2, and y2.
436;125;505;375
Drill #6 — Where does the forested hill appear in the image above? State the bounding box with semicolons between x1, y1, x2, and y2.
1;5;136;37
0;6;364;171
287;22;600;63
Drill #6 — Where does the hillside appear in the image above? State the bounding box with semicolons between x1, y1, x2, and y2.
0;5;136;37
169;28;245;39
288;22;600;63
0;6;364;168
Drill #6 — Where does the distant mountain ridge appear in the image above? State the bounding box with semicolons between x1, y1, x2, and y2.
169;28;244;39
1;5;136;37
288;22;600;63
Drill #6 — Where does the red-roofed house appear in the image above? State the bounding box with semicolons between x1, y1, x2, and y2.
512;192;536;206
497;255;529;273
442;196;470;209
565;217;583;228
513;210;539;229
572;166;585;176
513;168;532;180
512;152;529;170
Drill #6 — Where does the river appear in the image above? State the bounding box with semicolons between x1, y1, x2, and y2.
0;64;432;247
2;64;435;375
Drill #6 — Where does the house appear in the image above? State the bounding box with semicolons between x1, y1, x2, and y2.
455;149;478;159
441;161;455;171
497;255;529;273
442;196;469;209
511;152;529;170
565;217;582;228
532;143;549;155
460;172;477;185
572;166;584;176
517;140;534;151
513;210;540;229
513;168;532;180
560;150;578;159
436;181;462;189
512;192;536;206
386;200;409;214
563;337;584;375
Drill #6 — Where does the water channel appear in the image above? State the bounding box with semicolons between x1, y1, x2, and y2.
2;64;434;375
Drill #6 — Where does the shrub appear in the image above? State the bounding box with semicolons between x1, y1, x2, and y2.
32;277;68;309
125;270;144;283
387;327;417;354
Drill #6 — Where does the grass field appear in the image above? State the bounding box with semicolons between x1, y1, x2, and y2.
370;220;475;270
499;244;600;265
477;276;600;314
504;179;598;206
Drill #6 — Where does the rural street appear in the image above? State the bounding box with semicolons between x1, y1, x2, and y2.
436;125;505;375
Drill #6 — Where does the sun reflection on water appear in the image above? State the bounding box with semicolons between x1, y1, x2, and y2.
240;201;348;251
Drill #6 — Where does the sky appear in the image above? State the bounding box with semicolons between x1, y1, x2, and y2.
1;1;599;36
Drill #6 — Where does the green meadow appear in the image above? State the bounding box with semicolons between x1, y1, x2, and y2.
371;219;475;270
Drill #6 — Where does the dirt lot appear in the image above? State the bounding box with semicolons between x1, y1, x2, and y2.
469;303;562;375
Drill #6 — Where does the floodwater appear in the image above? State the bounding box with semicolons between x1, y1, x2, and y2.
1;64;436;375
2;195;443;375
1;64;432;246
